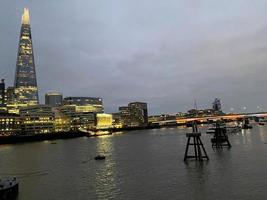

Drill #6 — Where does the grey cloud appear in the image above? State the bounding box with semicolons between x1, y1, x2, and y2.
1;0;267;114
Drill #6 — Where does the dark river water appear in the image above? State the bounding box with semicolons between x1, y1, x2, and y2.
1;124;267;200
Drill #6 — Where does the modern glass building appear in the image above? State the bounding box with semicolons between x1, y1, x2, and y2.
14;8;39;106
63;97;104;113
118;102;148;127
128;102;148;127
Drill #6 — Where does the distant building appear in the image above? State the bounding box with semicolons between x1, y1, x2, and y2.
129;102;148;127
119;106;131;127
212;98;222;113
119;102;148;127
112;113;122;128
0;79;6;112
148;114;177;126
0;113;21;136
19;105;54;134
45;92;63;107
63;97;103;113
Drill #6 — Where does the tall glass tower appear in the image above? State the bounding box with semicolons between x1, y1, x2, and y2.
14;8;39;106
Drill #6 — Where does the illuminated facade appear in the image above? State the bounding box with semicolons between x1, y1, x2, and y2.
19;105;54;134
118;102;148;127
45;92;63;107
128;102;148;127
14;8;39;108
53;108;70;132
58;105;95;131
63;97;104;113
119;106;131;127
96;113;113;129
0;79;6;112
112;113;123;128
6;87;17;114
0;113;21;136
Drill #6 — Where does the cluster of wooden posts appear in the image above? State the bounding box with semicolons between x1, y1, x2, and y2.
184;121;231;161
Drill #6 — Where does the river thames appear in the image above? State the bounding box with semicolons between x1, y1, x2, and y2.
1;124;267;200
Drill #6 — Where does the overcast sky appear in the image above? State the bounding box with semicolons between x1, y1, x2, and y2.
1;0;267;114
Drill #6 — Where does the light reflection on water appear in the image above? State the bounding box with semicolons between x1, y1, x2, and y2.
0;124;267;199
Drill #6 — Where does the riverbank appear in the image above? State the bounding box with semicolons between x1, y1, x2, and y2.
0;123;210;145
0;125;164;144
0;131;86;144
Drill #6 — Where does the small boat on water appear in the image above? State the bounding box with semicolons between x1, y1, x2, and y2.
94;155;106;160
242;124;253;129
226;126;241;134
85;131;112;137
206;127;215;134
0;177;19;200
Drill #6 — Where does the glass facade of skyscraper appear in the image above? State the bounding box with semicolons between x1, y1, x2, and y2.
14;8;39;107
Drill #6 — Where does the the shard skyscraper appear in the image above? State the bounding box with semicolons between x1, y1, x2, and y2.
14;8;39;106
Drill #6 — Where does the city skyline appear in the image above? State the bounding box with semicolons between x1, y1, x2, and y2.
1;1;267;114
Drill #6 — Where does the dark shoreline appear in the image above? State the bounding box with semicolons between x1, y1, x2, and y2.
0;123;200;145
0;131;86;145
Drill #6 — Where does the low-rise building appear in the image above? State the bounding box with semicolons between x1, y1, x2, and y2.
53;108;70;132
63;97;104;113
58;105;95;131
96;113;113;129
0;113;21;136
19;105;54;134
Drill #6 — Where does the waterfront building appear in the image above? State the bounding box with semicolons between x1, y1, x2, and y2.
63;97;103;113
45;92;63;107
96;113;113;129
14;8;39;111
58;105;95;131
6;87;18;114
0;113;21;136
19;105;54;134
119;102;148;127
112;113;123;128
53;108;70;132
0;79;7;112
119;106;131;127
128;102;148;127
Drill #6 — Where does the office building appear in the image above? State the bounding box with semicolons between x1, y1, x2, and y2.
0;113;21;136
14;8;39;108
128;102;148;127
45;92;63;107
58;105;95;131
63;97;104;113
119;106;131;127
0;79;6;112
53;108;70;132
119;102;148;127
19;105;54;134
